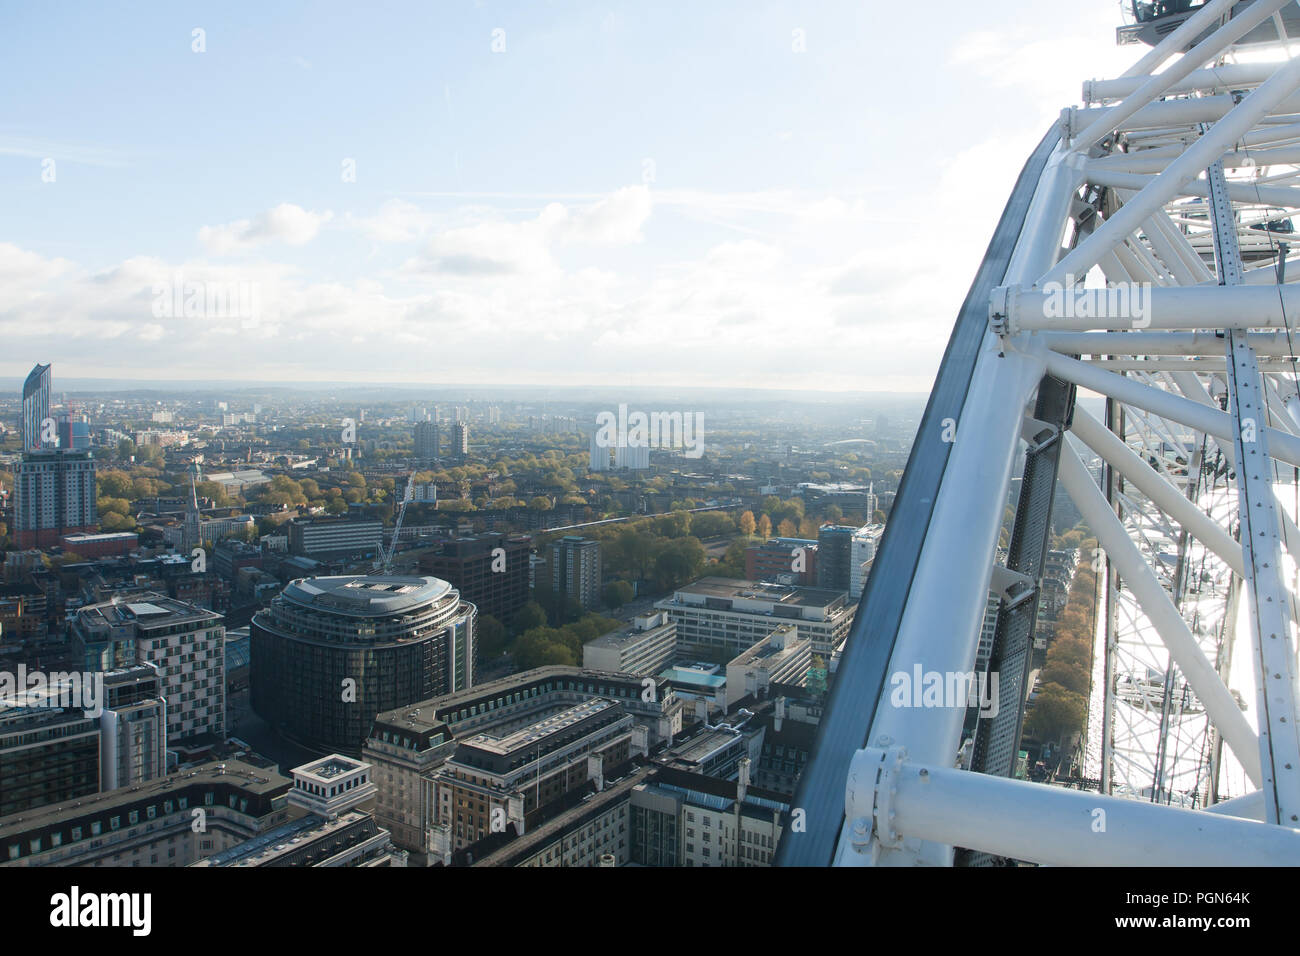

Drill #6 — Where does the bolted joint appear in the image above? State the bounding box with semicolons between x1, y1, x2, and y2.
845;745;908;853
989;285;1019;337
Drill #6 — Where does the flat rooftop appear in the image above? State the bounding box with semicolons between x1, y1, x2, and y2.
669;728;746;765
665;577;846;609
75;592;220;630
0;758;289;840
295;754;368;783
461;699;616;757
194;810;371;867
371;666;653;737
730;625;806;665
661;666;727;689
586;619;674;651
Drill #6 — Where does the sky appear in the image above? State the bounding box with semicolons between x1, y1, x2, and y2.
0;1;1139;394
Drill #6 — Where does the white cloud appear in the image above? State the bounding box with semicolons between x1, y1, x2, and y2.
198;202;333;255
351;199;435;242
401;185;653;278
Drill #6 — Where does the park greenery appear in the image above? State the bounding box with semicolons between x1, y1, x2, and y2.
1024;538;1100;747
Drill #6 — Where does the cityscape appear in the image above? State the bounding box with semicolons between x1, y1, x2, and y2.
1;0;1297;930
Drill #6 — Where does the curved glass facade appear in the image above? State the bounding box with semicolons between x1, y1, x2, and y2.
251;576;476;755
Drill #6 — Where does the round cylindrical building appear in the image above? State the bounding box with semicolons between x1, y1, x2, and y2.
251;575;476;755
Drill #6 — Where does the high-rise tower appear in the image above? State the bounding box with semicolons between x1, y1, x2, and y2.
21;363;51;452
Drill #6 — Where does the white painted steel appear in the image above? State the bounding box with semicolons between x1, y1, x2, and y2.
844;748;1300;867
1058;442;1264;785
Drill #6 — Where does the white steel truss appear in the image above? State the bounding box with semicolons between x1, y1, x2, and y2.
806;7;1300;867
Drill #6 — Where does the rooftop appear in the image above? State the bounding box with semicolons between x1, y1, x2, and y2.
370;665;659;738
0;757;289;839
585;618;674;651
75;592;221;631
295;754;368;783
461;699;617;757
665;577;846;609
279;575;451;616
729;625;806;665
194;809;376;867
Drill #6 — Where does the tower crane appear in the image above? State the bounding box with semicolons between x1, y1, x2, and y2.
373;477;415;575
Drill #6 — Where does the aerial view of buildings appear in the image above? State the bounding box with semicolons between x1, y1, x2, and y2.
0;4;1295;936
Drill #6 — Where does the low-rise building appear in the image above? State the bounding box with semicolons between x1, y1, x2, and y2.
656;577;854;659
0;758;293;867
725;624;810;709
744;537;818;586
582;612;676;676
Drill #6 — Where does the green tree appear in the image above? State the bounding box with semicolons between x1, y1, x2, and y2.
603;580;635;609
477;614;508;659
101;512;136;532
511;600;548;635
653;537;706;591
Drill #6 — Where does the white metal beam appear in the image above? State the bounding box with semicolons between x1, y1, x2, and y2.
842;747;1299;867
1058;441;1263;786
1046;57;1300;287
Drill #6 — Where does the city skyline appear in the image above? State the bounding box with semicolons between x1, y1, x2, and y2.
2;1;1133;393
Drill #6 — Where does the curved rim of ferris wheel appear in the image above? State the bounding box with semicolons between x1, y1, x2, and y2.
778;0;1300;867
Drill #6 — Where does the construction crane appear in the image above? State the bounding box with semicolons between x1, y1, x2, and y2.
373;477;415;575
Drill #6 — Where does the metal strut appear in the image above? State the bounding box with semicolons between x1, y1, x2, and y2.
1206;156;1300;826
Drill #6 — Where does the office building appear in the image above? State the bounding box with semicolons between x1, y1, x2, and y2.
21;363;51;453
0;665;168;818
745;537;818;586
470;765;646;867
413;420;439;461
13;450;97;548
0;699;99;819
633;761;786;868
656;577;854;658
364;666;682;862
816;524;857;592
251;575;477;756
428;698;636;853
725;624;811;708
194;755;404;868
552;536;601;610
849;525;884;600
582;612;677;676
59;531;138;559
287;516;383;559
418;533;531;624
754;696;821;796
0;758;293;867
71;593;226;744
